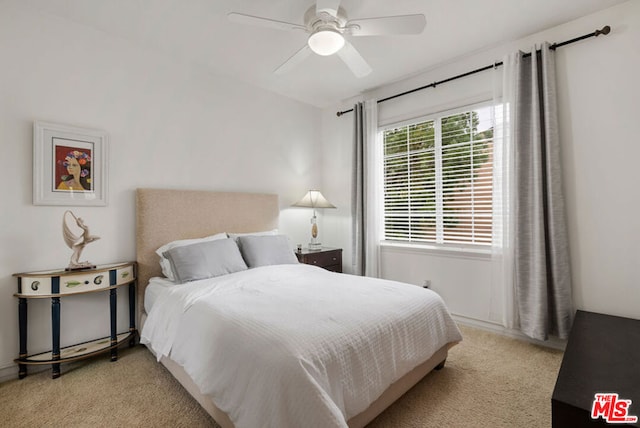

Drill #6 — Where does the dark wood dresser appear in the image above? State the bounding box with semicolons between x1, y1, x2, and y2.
295;247;342;273
552;310;640;427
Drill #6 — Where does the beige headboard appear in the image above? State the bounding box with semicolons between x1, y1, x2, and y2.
135;188;279;325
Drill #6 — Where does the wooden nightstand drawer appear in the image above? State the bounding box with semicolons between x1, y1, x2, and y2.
296;248;342;273
304;251;339;267
323;263;342;273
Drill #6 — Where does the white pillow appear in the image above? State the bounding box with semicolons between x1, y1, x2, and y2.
227;229;278;242
155;232;227;280
163;238;248;284
237;235;299;268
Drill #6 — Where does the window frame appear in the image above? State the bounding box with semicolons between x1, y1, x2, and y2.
379;100;495;253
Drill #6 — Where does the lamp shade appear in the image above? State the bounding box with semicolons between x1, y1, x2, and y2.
293;190;336;209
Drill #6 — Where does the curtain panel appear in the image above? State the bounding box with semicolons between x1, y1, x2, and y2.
497;43;574;340
352;100;381;277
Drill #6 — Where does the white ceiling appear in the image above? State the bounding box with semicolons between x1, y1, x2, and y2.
17;0;626;108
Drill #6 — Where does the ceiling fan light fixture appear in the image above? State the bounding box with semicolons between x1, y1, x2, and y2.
308;29;345;56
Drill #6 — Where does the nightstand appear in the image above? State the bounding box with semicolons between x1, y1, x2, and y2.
13;262;137;379
296;247;342;273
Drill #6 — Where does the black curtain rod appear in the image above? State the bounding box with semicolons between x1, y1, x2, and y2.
336;25;611;117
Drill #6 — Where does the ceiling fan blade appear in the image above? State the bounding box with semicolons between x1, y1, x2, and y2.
347;14;426;36
336;41;372;78
316;0;342;18
274;45;313;75
227;12;306;32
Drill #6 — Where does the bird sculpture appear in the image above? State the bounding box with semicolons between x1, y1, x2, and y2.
63;210;100;270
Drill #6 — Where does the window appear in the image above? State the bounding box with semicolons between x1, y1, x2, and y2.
383;103;494;246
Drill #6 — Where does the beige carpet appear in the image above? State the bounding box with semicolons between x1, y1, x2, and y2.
0;324;563;427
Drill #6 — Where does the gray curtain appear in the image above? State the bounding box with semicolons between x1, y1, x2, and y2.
513;43;573;340
352;102;366;276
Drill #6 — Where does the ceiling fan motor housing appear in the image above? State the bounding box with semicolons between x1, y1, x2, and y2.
304;5;348;33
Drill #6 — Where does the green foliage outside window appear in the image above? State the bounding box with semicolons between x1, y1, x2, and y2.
383;109;493;244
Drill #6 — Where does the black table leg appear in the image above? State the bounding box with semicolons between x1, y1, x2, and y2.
128;282;136;347
51;296;61;379
18;297;27;379
110;288;117;361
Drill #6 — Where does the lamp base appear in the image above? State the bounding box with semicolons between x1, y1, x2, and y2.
308;242;322;251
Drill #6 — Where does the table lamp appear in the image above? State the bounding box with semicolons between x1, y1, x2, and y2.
293;190;335;250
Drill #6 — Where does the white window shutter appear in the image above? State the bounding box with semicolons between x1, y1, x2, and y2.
383;104;494;246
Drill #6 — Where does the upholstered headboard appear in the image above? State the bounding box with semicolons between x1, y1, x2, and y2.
135;188;279;325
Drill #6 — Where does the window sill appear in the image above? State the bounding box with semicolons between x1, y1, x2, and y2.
380;241;492;260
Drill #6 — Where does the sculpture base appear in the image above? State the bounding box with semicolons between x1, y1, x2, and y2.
65;264;97;271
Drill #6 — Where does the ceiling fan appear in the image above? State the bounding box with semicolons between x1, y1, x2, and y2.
228;0;426;78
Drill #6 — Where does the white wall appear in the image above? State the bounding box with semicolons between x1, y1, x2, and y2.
2;1;638;381
0;2;322;377
322;1;640;327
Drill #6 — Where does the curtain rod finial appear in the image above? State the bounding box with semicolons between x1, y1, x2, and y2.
596;25;611;36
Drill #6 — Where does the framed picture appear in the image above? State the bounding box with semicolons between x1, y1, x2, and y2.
33;121;108;206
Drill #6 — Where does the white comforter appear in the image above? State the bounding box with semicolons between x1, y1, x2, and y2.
141;264;461;428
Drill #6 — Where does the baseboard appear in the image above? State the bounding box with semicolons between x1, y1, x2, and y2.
451;313;567;351
0;364;17;383
0;363;49;384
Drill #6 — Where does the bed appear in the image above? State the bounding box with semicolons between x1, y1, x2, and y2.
136;188;462;428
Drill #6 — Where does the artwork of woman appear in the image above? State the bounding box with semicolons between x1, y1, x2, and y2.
57;150;91;191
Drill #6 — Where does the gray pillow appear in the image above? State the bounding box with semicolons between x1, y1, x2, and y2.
163;238;248;284
237;235;299;268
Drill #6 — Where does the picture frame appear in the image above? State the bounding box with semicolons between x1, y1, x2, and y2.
33;120;108;206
